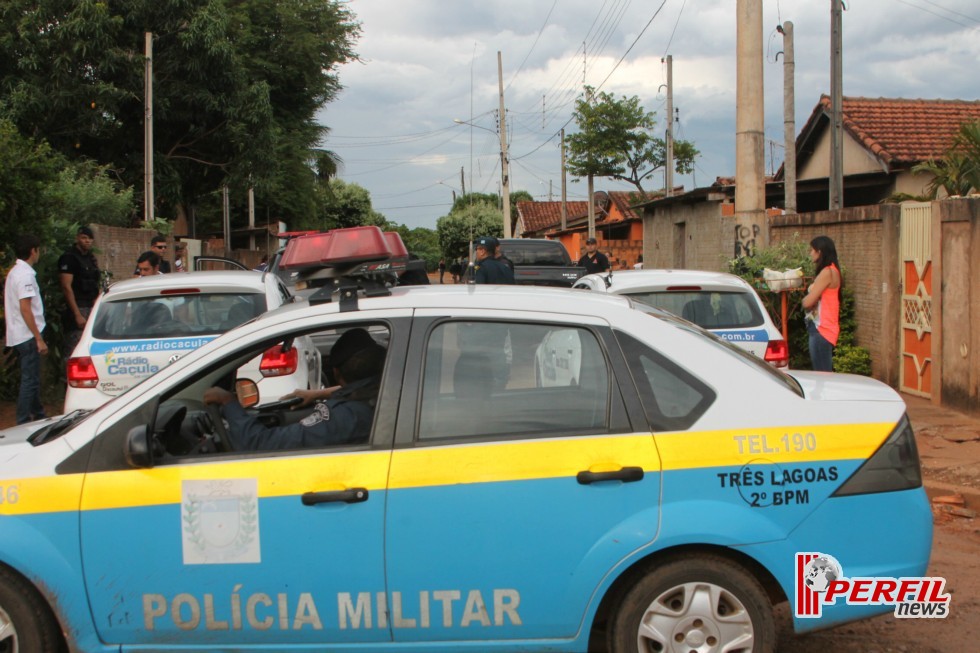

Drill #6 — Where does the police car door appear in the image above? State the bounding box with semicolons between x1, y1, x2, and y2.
74;316;410;649
384;311;662;645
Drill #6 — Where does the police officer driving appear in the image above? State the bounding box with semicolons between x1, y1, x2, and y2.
203;328;386;451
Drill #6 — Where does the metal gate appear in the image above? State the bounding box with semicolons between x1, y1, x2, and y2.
899;202;932;398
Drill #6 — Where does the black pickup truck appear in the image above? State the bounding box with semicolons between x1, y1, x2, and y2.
467;238;586;288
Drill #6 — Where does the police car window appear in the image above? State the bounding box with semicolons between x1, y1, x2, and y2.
92;293;266;340
145;323;389;460
418;321;610;441
622;290;764;329
615;330;715;431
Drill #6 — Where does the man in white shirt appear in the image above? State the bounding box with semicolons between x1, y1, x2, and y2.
4;234;48;424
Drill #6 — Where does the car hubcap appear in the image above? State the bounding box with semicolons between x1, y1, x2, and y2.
0;605;17;653
636;581;754;653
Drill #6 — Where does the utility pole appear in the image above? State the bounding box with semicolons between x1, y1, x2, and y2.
829;0;844;210
497;51;512;239
778;21;796;213
460;166;466;197
143;32;154;222
664;55;674;197
560;128;568;232
247;185;255;250
735;0;767;257
222;186;231;258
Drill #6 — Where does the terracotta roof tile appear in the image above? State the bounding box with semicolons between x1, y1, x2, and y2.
516;201;589;233
823;96;980;165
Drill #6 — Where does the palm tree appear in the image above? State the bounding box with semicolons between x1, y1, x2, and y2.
913;119;980;198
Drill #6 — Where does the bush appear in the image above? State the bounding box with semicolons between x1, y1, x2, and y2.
834;344;872;376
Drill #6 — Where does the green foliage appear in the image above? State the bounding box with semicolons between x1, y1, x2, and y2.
436;197;504;259
833;344;872;376
309;179;386;231
727;236;870;374
564;86;698;196
911;119;980;198
141;218;173;236
44;161;135;227
0;0;361;234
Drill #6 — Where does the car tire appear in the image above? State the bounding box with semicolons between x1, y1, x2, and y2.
0;565;64;653
609;555;774;653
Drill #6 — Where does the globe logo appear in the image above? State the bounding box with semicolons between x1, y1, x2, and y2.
804;555;843;593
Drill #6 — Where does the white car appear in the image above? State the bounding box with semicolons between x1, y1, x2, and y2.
573;269;788;367
64;270;321;412
0;228;931;653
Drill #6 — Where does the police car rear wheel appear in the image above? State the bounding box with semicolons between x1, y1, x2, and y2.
0;566;64;653
609;555;774;653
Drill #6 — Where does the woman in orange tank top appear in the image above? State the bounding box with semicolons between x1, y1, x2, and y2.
801;235;841;372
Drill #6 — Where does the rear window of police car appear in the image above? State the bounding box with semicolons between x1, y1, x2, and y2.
623;290;764;330
92;293;267;340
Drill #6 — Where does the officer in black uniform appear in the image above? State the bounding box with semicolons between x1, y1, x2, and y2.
577;236;611;275
203;328;386;451
472;236;515;284
57;226;101;354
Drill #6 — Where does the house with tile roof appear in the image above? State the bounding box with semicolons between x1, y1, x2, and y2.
515;191;647;268
778;95;980;211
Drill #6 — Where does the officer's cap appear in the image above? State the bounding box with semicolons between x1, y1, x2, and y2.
330;328;376;369
474;236;499;249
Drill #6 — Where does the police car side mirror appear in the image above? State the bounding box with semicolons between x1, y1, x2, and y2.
124;425;154;468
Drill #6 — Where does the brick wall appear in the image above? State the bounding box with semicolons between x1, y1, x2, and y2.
90;225;173;281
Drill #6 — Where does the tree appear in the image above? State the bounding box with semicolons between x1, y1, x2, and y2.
436;196;504;259
912;119;980;199
0;0;360;232
564;87;698;196
311;179;386;231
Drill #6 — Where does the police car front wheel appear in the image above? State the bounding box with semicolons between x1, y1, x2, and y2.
609;555;775;653
0;565;64;653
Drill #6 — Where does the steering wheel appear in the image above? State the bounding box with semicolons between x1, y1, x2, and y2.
254;395;304;412
204;403;233;452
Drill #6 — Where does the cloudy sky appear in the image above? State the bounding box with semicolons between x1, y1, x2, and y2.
317;0;980;230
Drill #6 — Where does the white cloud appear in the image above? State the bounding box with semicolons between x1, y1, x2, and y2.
320;0;980;229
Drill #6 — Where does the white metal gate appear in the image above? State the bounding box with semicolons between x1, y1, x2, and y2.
899;202;932;398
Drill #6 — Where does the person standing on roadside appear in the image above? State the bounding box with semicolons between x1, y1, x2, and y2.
438;258;446;283
133;235;170;276
802;235;842;372
450;258;462;284
472;237;514;284
57;226;101;355
5;234;48;424
578;237;610;274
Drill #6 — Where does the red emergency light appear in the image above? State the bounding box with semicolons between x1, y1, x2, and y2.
279;226;401;270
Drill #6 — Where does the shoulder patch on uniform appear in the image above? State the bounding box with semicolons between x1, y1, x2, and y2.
300;401;331;427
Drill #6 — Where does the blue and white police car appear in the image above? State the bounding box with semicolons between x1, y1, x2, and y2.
64;270;321;413
573;269;789;367
0;228;931;652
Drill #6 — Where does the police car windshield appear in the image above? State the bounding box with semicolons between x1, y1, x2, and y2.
92;293;267;340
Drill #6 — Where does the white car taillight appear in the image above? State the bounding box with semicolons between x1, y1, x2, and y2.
764;339;789;368
259;345;298;377
67;356;99;388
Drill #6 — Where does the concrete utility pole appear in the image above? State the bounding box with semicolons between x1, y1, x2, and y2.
560;128;568;231
829;0;844;210
222;186;231;258
735;0;767;257
497;51;512;239
664;55;675;197
460;166;466;197
143;32;154;222
778;21;797;214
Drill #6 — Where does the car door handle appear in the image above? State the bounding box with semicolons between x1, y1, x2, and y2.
576;467;644;485
301;488;369;505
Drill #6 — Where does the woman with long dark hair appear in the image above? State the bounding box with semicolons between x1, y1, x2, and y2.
801;236;841;371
